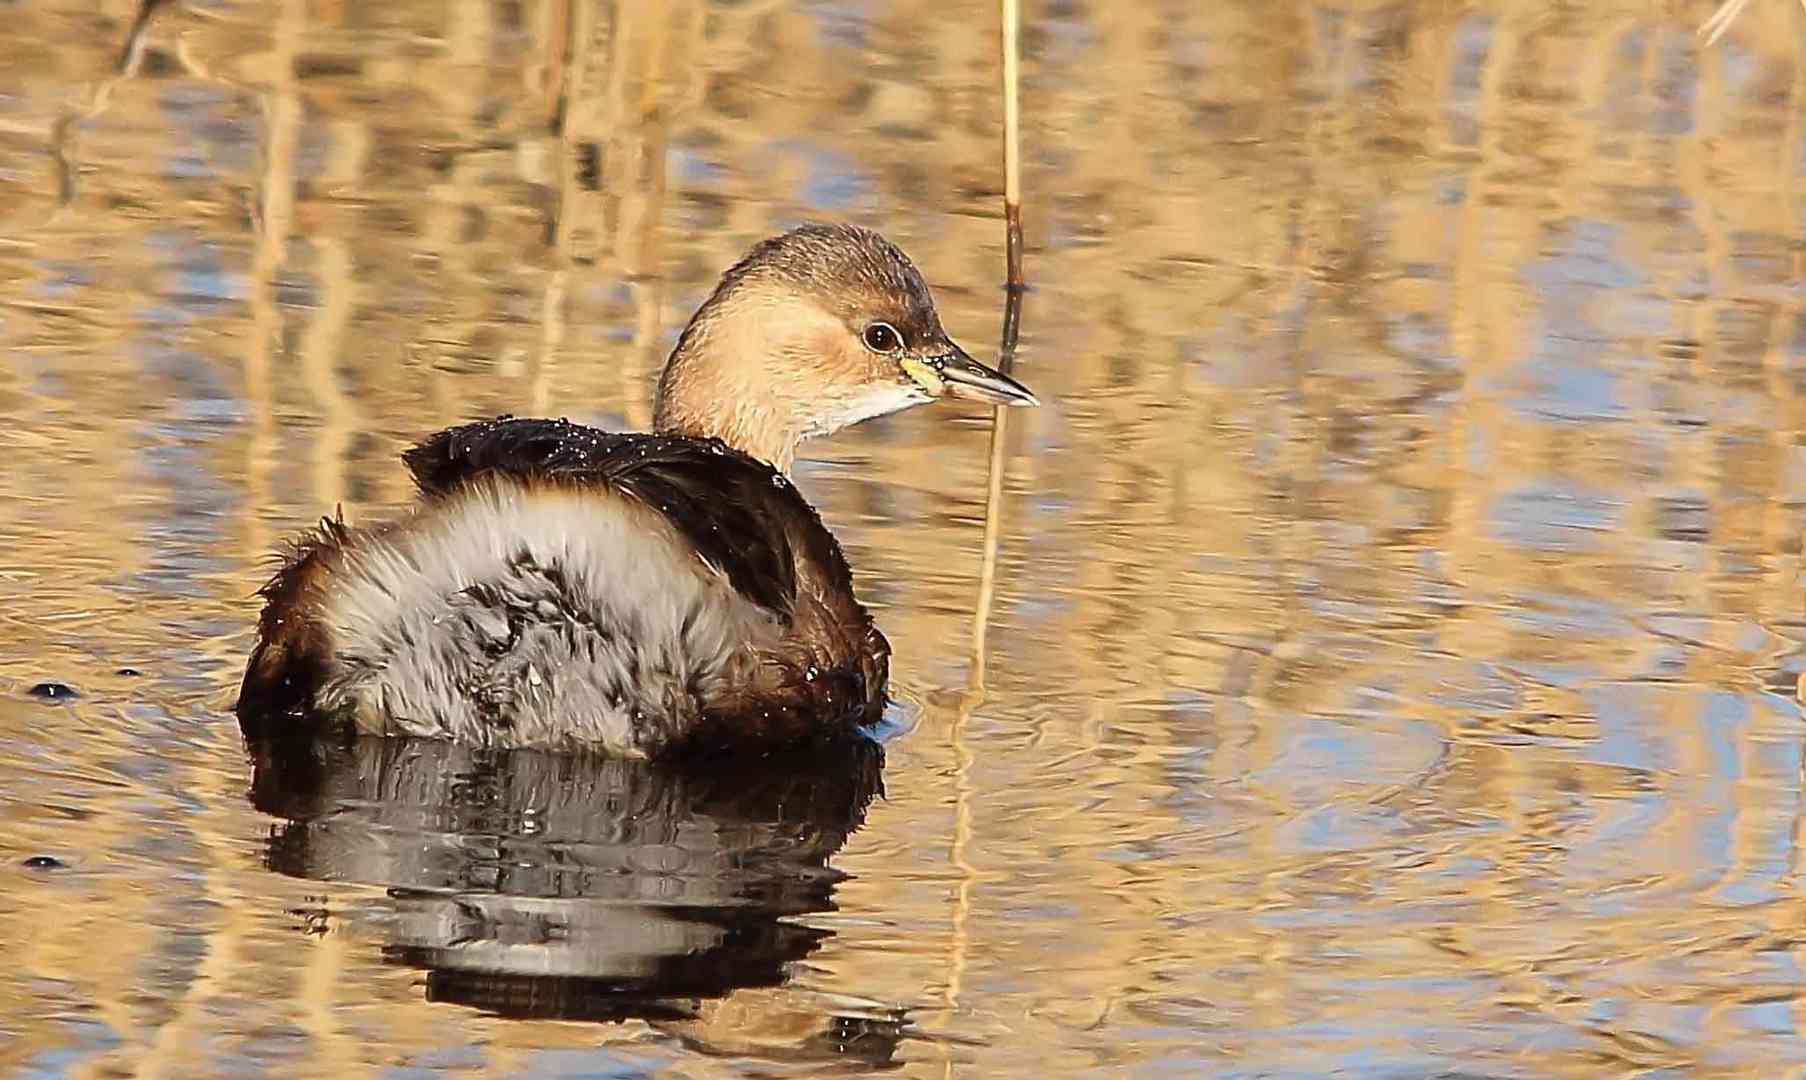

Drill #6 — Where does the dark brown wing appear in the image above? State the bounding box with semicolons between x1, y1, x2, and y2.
402;417;806;616
408;417;888;726
402;417;889;731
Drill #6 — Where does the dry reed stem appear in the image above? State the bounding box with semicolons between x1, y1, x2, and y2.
999;0;1025;368
947;0;1028;1030
1700;0;1806;45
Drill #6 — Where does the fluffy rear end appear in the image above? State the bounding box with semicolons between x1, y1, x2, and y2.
240;479;784;755
237;516;350;736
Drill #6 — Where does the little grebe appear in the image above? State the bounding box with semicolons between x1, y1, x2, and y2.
237;223;1036;756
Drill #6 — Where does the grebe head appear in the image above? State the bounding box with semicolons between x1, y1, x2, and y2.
652;222;1037;471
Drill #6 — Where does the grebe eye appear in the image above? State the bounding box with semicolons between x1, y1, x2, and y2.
861;322;902;354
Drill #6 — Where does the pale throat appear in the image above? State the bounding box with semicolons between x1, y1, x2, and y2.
801;382;932;440
657;379;928;474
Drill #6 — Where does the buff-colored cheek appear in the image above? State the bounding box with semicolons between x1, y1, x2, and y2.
900;356;946;396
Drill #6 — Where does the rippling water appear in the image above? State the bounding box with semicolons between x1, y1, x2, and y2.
5;0;1806;1075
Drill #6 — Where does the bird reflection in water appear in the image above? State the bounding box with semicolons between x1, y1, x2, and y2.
244;732;904;1065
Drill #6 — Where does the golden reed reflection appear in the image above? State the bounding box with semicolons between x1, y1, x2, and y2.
1;0;1806;1075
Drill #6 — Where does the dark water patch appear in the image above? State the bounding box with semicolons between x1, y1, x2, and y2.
25;681;80;702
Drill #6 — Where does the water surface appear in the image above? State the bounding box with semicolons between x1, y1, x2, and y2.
4;1;1806;1075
